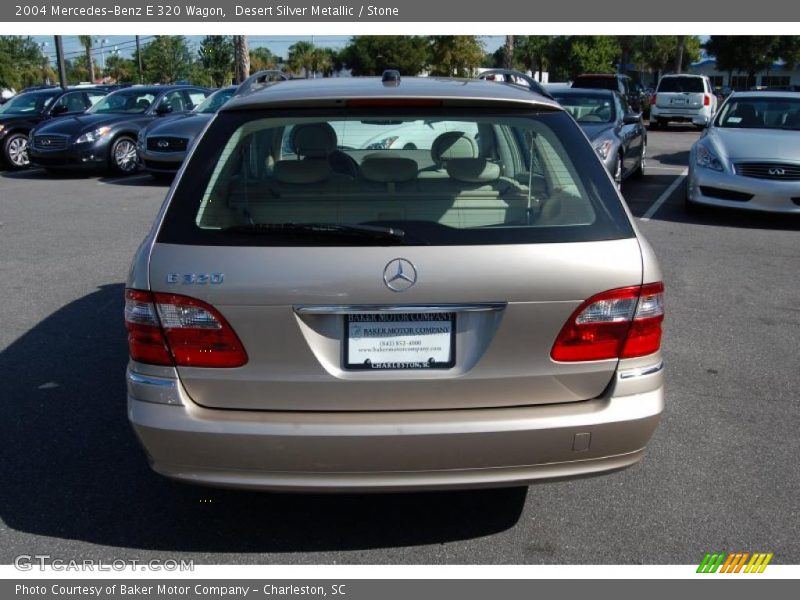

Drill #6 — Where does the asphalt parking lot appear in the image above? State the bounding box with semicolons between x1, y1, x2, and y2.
1;126;798;565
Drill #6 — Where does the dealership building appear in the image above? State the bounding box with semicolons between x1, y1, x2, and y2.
688;58;800;90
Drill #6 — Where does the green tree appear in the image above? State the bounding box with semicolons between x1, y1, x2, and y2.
287;40;316;77
633;36;701;80
429;36;485;77
776;36;800;69
78;35;96;83
104;54;136;83
187;62;214;87
489;44;524;70
198;35;233;87
0;37;53;89
340;36;429;76
136;36;192;83
250;47;280;71
67;55;92;83
515;36;554;81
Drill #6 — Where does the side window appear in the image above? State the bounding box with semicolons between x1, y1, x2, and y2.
186;89;209;109
85;92;106;107
619;95;632;116
52;92;88;114
162;90;187;113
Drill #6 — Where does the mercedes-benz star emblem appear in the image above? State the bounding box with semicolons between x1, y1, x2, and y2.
383;258;417;292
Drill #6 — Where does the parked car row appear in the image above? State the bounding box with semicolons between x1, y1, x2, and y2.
0;84;116;168
0;71;290;177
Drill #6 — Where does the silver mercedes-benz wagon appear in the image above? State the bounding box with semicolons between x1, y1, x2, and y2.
125;75;665;491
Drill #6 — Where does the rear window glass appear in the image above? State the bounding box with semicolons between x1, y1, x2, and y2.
552;93;616;123
158;109;633;247
572;77;617;91
657;77;704;93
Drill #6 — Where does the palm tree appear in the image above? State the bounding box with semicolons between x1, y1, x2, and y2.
288;41;316;78
78;36;95;82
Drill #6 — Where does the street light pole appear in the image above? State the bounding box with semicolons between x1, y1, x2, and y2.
94;38;109;71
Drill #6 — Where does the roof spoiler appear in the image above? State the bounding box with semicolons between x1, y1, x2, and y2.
477;69;553;100
233;70;289;97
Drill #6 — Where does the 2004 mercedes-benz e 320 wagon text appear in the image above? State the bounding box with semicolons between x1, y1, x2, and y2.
125;76;665;491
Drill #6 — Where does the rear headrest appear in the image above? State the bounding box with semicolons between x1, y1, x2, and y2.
361;155;418;183
290;123;337;157
431;131;478;165
446;158;500;183
274;158;331;184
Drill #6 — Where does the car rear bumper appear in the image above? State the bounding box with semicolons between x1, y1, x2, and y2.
651;106;711;124
128;362;664;492
688;165;800;213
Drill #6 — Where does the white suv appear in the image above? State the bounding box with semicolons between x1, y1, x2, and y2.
650;74;717;129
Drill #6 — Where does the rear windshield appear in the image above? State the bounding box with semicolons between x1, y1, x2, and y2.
572;77;617;91
657;77;704;93
158;108;633;246
552;93;616;123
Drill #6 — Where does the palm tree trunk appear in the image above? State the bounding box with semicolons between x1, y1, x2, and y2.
504;35;514;69
674;35;686;74
234;36;250;83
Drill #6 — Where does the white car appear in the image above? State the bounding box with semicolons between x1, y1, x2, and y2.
650;74;717;129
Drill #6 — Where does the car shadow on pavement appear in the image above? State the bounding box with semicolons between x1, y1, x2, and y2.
649;150;690;166
0;284;526;557
97;173;170;187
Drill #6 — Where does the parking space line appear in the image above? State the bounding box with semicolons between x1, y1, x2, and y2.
640;169;688;221
98;174;152;185
646;165;688;172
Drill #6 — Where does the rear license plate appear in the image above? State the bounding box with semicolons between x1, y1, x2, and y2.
344;313;456;370
672;98;688;105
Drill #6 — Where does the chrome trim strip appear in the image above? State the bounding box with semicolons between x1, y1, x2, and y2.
294;303;506;315
127;372;177;388
618;362;664;380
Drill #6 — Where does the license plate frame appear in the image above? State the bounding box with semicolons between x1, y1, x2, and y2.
343;312;457;371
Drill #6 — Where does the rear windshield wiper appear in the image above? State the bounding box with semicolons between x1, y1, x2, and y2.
222;222;408;243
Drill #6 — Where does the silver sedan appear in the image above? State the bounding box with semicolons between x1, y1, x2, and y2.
687;91;800;213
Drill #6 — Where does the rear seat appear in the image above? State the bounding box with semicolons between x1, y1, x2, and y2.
418;131;479;179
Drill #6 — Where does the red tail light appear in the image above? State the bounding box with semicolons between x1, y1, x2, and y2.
124;289;248;368
703;94;711;106
650;94;656;106
551;282;664;362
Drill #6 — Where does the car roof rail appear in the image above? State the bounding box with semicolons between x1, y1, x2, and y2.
233;70;288;97
477;69;553;100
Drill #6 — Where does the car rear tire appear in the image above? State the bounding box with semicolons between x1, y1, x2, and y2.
3;132;30;169
109;136;139;175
